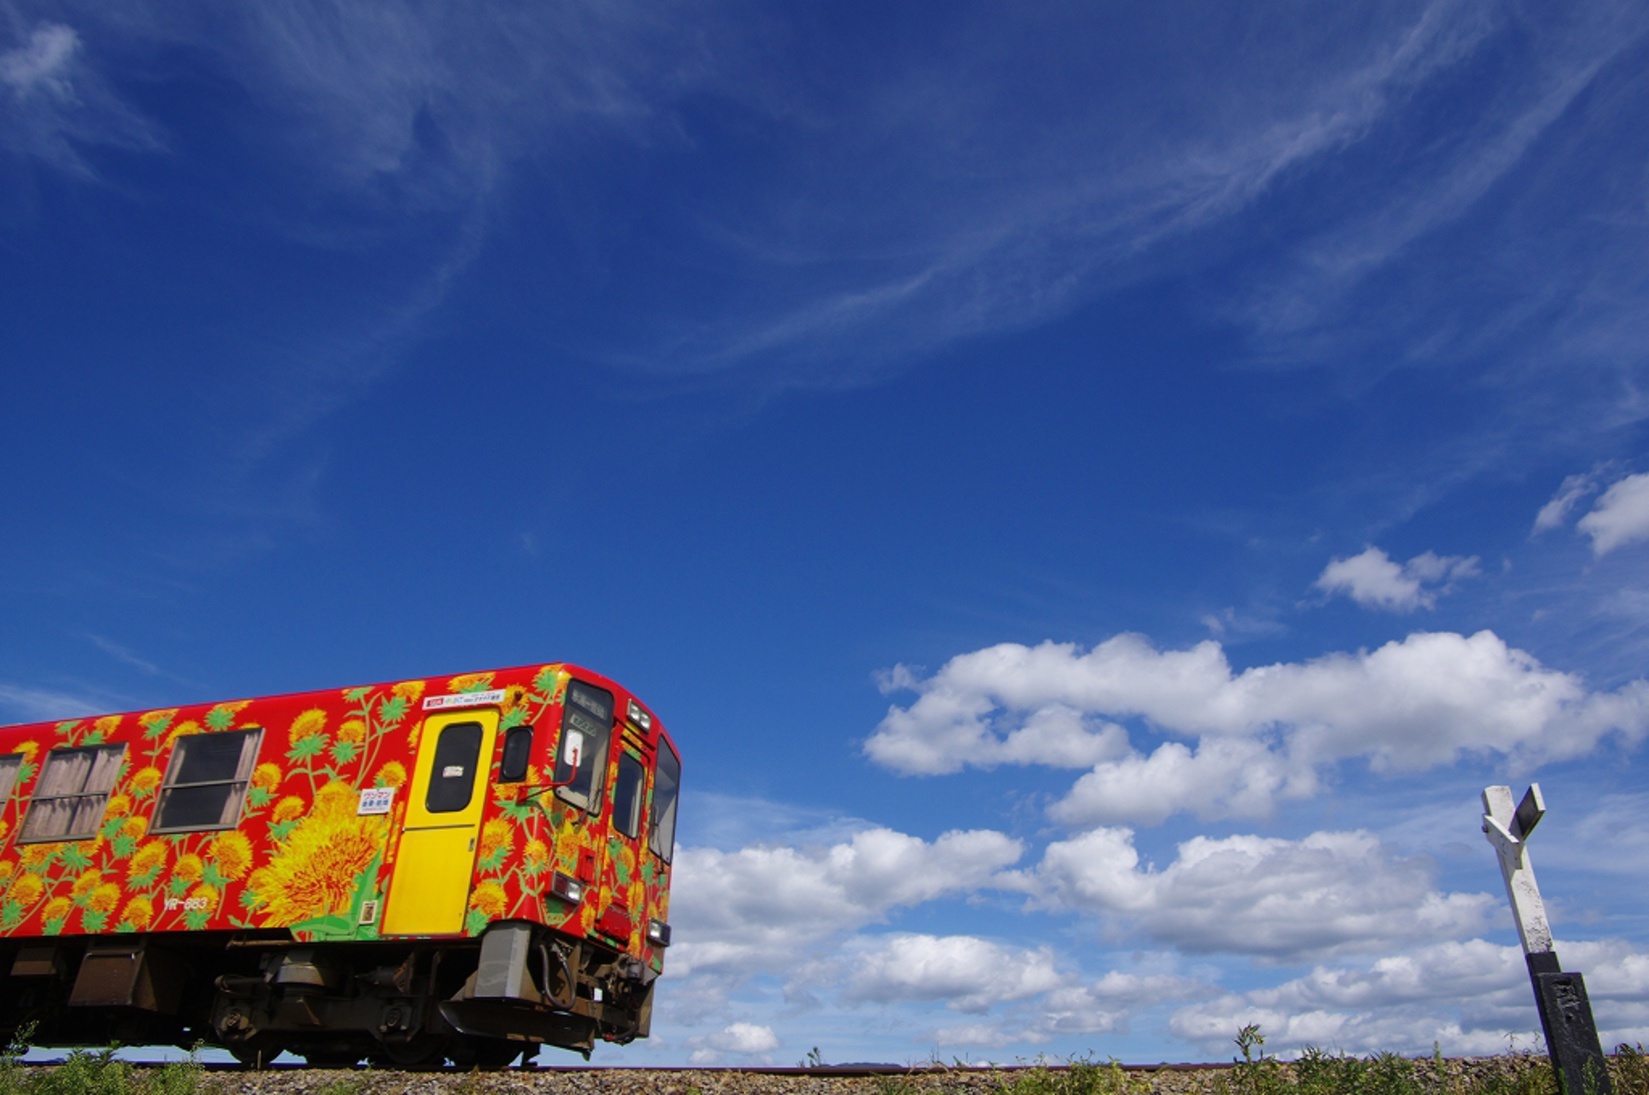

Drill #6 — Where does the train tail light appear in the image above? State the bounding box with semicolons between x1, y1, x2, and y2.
548;872;584;905
647;919;671;947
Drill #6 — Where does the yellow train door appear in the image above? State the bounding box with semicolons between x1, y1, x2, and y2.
382;709;498;935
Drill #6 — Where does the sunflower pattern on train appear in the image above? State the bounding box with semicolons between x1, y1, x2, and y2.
0;664;673;972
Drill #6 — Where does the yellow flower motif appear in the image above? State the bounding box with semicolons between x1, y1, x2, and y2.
446;673;494;694
526;764;542;786
71;869;104;902
252;763;281;792
88;883;121;914
468;880;507;919
130;767;163;796
500;686;527;714
20;844;56;870
0;819;8;841
373;762;407;789
165;720;201;747
106;793;133;818
8;873;43;907
272;796;307;823
118;896;154;930
128;840;168;880
288;709;328;743
139;709;179;731
210;831;254;880
174;854;204;884
337;719;366;743
121;816;147;841
43;896;72;923
94;715;122;738
523;839;549;869
479;818;514;859
246;805;388;927
16;741;40;760
391;680;426;703
188;885;220;915
0;860;12;881
206;702;250;727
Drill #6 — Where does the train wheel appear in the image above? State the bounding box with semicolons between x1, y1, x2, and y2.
226;1039;284;1069
371;1035;449;1071
452;1036;522;1070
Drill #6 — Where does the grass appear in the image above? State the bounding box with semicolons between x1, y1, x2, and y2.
0;1030;215;1095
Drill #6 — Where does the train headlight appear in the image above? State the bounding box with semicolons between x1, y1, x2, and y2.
647;919;671;947
548;872;584;905
627;699;652;731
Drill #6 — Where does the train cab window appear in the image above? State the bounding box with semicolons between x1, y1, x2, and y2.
498;724;533;784
649;741;680;862
0;755;21;807
612;752;645;838
20;744;126;843
153;728;262;833
554;681;612;812
426;721;484;813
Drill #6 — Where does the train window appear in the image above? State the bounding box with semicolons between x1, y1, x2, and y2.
0;755;20;807
612;752;645;838
554;681;612;813
649;741;680;862
20;744;126;843
153;728;262;833
425;721;484;813
498;724;533;784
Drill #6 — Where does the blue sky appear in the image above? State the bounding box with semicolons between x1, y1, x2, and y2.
4;0;1649;1067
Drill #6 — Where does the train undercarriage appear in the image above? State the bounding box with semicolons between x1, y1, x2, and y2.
0;922;655;1068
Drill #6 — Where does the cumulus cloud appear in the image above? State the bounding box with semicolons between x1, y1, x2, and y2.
844;934;1064;1014
1169;938;1649;1057
669;826;1023;976
1022;828;1495;959
1314;547;1480;612
1578;472;1649;556
689;1021;780;1063
868;632;1649;823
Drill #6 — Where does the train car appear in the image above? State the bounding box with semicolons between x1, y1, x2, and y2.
0;663;680;1068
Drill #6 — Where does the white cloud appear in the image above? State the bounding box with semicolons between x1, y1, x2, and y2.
1578;473;1649;556
1168;938;1649;1058
669;826;1023;976
1049;738;1298;826
689;1022;779;1063
0;21;162;173
1022;828;1495;959
868;632;1649;823
1534;468;1605;533
1314;546;1480;612
844;934;1064;1013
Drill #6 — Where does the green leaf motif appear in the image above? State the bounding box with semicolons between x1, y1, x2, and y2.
500;707;528;730
111;835;138;859
59;844;92;872
533;668;559;695
479;848;508;873
239;888;260;910
44;917;66;936
55;720;82;739
287;734;328;762
345;687;372;703
82;910;110;933
142;713;175;739
84;729;105;745
465;908;488;935
270;820;298;843
378;695;408;725
202;864;228;891
331;739;361;766
247;786;272;808
184;911;209;930
101;816;125;839
16;760;36;785
168;876;190;897
0;900;20;929
205;706;236;731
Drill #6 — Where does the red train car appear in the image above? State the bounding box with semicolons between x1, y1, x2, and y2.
0;663;680;1067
